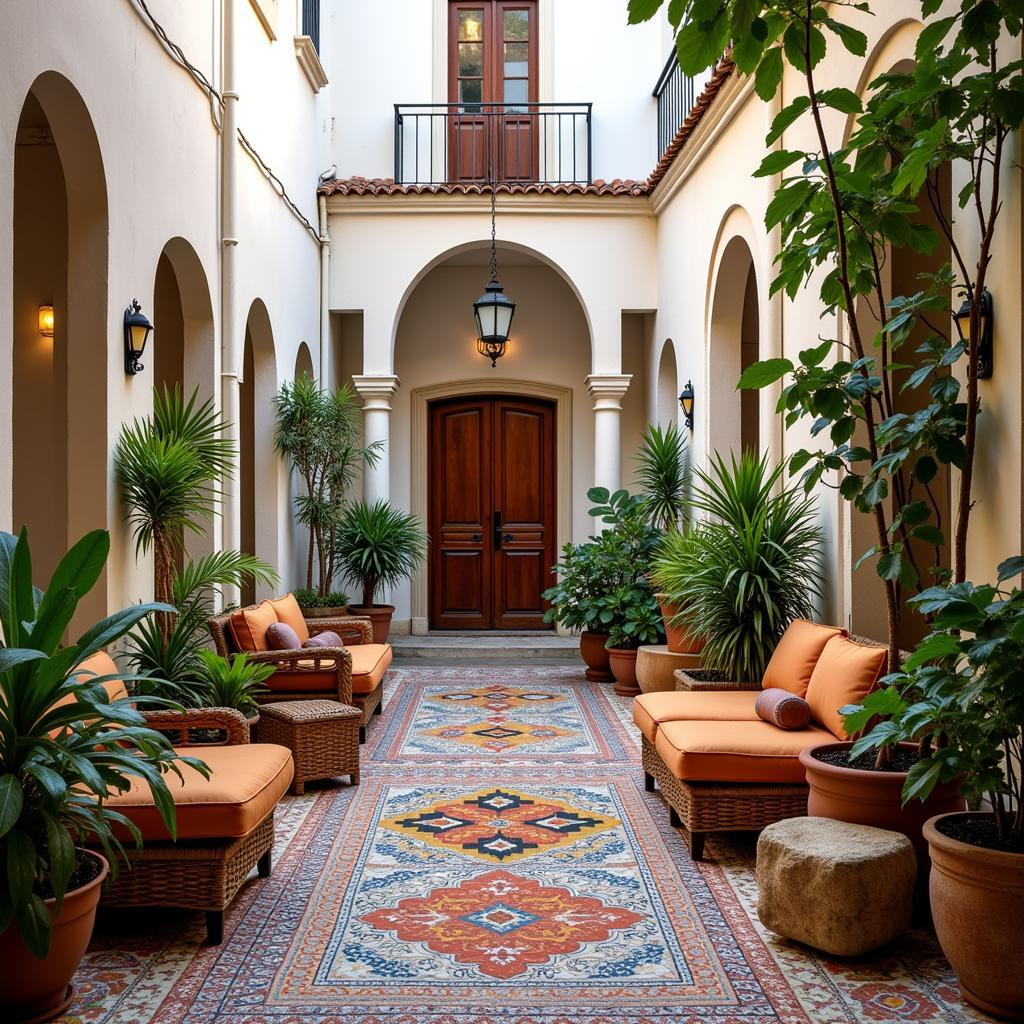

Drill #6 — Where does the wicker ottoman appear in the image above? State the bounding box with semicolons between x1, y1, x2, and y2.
258;700;362;795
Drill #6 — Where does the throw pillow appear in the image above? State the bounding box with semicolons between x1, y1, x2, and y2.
304;630;344;649
805;635;887;739
266;621;301;651
755;687;812;730
761;618;846;696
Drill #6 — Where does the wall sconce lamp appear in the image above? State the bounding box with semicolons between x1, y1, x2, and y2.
678;380;695;430
123;299;153;376
38;305;54;338
953;287;994;380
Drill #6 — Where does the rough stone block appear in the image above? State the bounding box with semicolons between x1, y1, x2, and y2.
756;816;916;956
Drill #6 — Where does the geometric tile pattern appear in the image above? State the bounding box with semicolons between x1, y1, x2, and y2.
419;719;576;752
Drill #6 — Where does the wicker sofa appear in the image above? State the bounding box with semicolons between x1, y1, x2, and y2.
633;620;888;860
75;652;294;945
207;593;392;740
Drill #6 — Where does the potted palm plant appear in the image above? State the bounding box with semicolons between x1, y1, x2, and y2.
842;564;1024;1018
0;527;203;1022
335;499;427;643
195;650;274;727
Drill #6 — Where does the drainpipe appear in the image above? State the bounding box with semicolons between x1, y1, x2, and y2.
220;0;241;604
318;194;331;388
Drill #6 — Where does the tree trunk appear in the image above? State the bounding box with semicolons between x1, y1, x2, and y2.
362;579;375;607
152;525;176;643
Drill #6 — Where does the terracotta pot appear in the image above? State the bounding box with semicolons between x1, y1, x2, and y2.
607;647;641;697
656;595;704;655
300;605;347;619
347;604;395;644
579;631;613;682
925;813;1024;1020
0;850;108;1023
800;742;965;871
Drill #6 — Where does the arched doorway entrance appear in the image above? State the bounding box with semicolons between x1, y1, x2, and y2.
295;341;315;381
11;73;108;623
240;300;280;605
655;339;679;428
708;233;760;458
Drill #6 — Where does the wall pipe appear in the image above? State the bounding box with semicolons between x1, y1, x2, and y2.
318;193;331;388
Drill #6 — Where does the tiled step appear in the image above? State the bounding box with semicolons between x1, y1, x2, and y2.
391;631;581;661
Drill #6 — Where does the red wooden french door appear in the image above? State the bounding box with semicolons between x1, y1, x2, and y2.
448;1;539;182
429;396;555;630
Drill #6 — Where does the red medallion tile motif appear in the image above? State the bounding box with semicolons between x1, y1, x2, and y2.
360;869;644;979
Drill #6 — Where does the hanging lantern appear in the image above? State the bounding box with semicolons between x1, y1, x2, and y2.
474;185;516;366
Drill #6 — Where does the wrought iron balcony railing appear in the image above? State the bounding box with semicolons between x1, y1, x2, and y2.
394;102;592;186
653;52;711;158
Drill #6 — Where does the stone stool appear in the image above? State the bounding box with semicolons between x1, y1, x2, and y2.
258;699;362;795
756;817;916;956
635;645;702;693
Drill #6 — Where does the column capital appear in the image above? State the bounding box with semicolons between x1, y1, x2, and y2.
586;373;632;410
352;374;401;409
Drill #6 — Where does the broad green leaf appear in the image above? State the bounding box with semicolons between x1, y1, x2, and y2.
766;97;810;145
753;148;805;178
0;776;24;838
817;87;862;114
754;46;784;100
737;358;793;390
626;0;662;24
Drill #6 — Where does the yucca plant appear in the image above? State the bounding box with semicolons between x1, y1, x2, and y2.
195;650;273;718
335;500;428;607
635;422;689;531
0;527;206;957
664;451;824;682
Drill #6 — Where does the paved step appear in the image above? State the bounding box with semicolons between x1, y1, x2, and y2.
391;631;580;661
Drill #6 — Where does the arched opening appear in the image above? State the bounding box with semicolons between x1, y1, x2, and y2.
395;242;597;632
295;341;315;381
708;233;760;458
240;300;280;605
655;339;678;428
11;73;108;624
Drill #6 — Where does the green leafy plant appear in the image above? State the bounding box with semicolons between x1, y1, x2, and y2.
291;587;348;610
334;500;428;607
628;0;1024;672
274;375;381;595
0;527;206;956
195;650;274;717
842;557;1024;849
650;525;708;646
634;422;689;530
661;452;823;682
602;584;665;650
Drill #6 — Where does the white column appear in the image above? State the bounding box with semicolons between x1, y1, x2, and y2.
352;374;400;505
586;373;632;493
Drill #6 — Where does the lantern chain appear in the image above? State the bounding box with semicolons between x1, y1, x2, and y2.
490;183;498;283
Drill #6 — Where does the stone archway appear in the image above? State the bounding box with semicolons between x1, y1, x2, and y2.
10;72;108;623
655;339;679;428
295;340;315;380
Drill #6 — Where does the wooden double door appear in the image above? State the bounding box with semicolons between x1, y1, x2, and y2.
429;395;555;630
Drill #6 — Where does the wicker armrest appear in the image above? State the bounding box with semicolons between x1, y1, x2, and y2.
307;616;373;646
142;707;250;745
246;647;354;705
674;669;761;692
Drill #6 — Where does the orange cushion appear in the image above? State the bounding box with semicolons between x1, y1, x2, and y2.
350;643;392;695
632;691;759;743
269;593;310;645
229;601;278;653
761;619;847;697
266;667;339;694
805;635;887;740
104;742;294;841
654;719;833;784
67;652;128;703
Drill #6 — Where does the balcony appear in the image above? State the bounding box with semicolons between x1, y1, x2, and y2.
393;102;592;187
653;52;712;159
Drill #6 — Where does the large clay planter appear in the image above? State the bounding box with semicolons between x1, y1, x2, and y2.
656;596;704;655
347;604;395;644
800;742;965;871
924;813;1024;1020
0;851;108;1023
607;647;641;697
579;631;613;682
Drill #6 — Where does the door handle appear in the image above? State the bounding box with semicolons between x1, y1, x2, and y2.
493;511;503;549
471;533;483;543
502;533;514;543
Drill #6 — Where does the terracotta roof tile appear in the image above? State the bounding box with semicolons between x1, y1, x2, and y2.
317;56;735;200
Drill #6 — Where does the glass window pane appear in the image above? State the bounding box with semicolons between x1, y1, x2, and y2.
459;10;483;41
504;78;528;106
504;9;529;39
460;78;483;105
458;42;484;77
504;42;529;77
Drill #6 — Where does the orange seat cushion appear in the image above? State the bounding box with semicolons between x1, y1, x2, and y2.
104;742;294;841
632;691;759;743
761;619;847;697
66;652;128;703
269;593;310;645
350;644;392;696
654;719;833;784
267;662;339;693
805;635;887;740
229;601;278;653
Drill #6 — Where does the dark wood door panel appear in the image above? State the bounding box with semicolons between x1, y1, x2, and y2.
429;394;554;630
